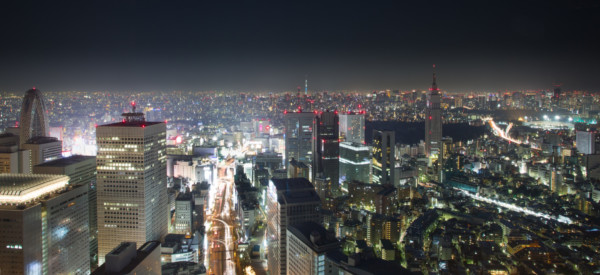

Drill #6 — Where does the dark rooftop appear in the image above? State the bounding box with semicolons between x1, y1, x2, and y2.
288;221;339;253
24;136;59;144
92;241;161;275
35;155;95;167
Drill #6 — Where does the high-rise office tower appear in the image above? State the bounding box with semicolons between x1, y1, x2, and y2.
0;174;90;275
425;65;443;159
286;222;339;275
96;103;168;265
19;88;49;145
174;192;193;235
267;178;322;275
312;111;339;190
372;130;395;185
0;133;31;173
21;136;62;166
284;111;314;175
576;131;597;155
33;155;99;269
339;112;365;144
339;141;371;187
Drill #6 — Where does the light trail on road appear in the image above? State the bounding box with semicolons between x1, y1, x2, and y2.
459;189;573;224
482;117;522;144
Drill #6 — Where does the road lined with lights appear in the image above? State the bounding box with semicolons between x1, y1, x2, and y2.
459;189;573;224
483;117;522;144
204;160;238;275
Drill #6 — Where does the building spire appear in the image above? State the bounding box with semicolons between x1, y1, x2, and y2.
430;64;439;92
305;75;308;95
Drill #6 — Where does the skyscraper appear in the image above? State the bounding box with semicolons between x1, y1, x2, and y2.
19;88;49;145
339;112;365;144
0;174;90;275
284;111;314;175
339;141;371;187
96;103;168;265
312;111;339;191
372;130;395;185
425;65;443;158
286;222;339;275
33;155;99;269
21;136;62;166
576;131;596;155
0;133;31;173
267;178;322;275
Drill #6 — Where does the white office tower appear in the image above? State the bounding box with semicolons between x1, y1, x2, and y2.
0;174;90;275
287;222;339;275
576;131;596;155
96;104;168;265
267;178;322;275
339;112;365;144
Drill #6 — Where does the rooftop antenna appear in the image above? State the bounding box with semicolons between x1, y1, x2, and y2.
430;64;439;93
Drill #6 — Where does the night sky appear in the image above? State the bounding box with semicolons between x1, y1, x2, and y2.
1;0;599;92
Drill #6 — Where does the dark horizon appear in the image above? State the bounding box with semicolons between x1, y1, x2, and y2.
1;0;599;92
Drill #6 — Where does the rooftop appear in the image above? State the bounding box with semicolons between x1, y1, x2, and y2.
0;174;69;205
24;136;59;144
34;155;95;167
98;121;163;128
271;178;321;204
93;241;161;275
288;221;339;253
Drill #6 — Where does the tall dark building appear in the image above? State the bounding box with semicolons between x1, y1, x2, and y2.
425;65;442;159
312;111;340;191
284;111;315;176
372;130;395;185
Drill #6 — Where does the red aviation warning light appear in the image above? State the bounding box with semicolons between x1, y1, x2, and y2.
175;136;183;144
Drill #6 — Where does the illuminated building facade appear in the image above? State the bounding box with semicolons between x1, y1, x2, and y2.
284;111;314;174
19;88;49;145
96;106;168;265
287;222;339;275
576;131;596;155
267;178;322;275
372;130;395;185
425;66;443;158
312;111;339;190
33;155;99;269
339;142;371;187
0;133;31;173
339;112;365;144
21;136;62;166
0;174;90;275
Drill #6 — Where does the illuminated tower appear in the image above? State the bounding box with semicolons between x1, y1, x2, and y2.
96;102;168;265
305;75;308;95
425;65;442;158
19;88;49;145
339;112;365;144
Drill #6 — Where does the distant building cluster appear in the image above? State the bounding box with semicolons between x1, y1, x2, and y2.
2;73;600;274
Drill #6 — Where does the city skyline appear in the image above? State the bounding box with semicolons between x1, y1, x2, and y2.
1;1;600;92
2;1;600;274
